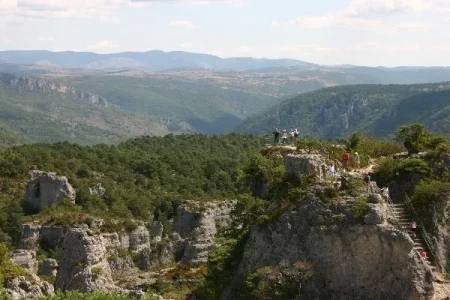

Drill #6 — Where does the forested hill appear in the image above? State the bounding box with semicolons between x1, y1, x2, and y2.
236;82;450;138
0;134;264;244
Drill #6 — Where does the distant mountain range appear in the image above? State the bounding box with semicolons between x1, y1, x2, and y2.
0;50;313;71
2;50;450;145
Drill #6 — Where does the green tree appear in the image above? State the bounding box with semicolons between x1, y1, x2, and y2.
347;132;361;152
395;123;430;155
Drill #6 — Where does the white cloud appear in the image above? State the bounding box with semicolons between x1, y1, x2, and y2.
87;40;118;52
345;0;429;17
37;36;55;42
170;20;196;29
0;0;18;15
131;0;244;5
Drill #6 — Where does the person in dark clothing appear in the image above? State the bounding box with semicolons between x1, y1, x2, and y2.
273;128;280;145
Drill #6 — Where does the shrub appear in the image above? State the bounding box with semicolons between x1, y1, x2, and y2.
0;243;27;284
40;290;136;300
411;181;450;214
241;261;313;300
395;123;430;155
352;198;369;222
374;158;430;186
91;266;104;277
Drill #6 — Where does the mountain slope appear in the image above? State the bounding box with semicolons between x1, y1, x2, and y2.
236;83;450;138
0;74;174;144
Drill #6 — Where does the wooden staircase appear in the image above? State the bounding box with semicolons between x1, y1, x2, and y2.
389;203;438;272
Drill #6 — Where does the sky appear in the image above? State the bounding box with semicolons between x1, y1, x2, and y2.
1;0;450;66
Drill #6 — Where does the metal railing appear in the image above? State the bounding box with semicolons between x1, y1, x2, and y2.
402;191;443;272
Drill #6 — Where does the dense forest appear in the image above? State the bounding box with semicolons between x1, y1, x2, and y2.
0;134;264;246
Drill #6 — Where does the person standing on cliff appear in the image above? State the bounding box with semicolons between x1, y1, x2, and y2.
273;128;280;146
353;152;360;170
419;249;427;259
342;151;350;172
293;129;299;145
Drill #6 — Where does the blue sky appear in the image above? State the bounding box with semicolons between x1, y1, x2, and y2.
1;0;450;66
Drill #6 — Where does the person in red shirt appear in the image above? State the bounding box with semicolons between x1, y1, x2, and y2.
342;151;350;172
419;249;427;259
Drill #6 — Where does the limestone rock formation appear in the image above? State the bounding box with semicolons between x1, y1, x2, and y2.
38;259;58;277
128;226;150;252
54;229;116;292
283;154;328;180
89;183;106;197
5;275;54;300
19;223;65;250
9;76;108;106
24;171;76;213
225;194;435;300
10;250;37;274
173;201;234;264
149;221;164;242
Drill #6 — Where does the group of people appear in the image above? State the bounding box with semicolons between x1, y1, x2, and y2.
273;128;299;146
410;221;428;260
341;150;360;171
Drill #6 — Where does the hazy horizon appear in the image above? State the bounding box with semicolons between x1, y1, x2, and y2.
1;0;450;67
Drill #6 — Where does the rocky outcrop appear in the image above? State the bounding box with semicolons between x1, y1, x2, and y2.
5;275;54;300
149;221;164;242
173;201;234;264
89;183;106;197
8;76;108;106
225;193;434;300
24;170;76;213
283;154;328;180
128;226;150;252
38;259;58;277
54;229;115;293
10;250;37;274
19;223;65;250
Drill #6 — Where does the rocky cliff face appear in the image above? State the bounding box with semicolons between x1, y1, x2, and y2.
24;170;76;213
6;75;108;106
173;201;234;264
225;192;434;300
54;229;116;293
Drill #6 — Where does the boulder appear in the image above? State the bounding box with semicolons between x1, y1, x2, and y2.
283;154;327;180
38;259;58;277
364;204;385;225
24;170;76;213
128;226;150;252
54;229;115;293
89;183;105;197
10;250;37;274
5;275;54;299
368;193;383;204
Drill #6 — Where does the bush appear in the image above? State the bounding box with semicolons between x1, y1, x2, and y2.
40;290;136;300
374;158;430;186
0;243;27;285
411;181;450;214
240;262;313;300
352;198;369;222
